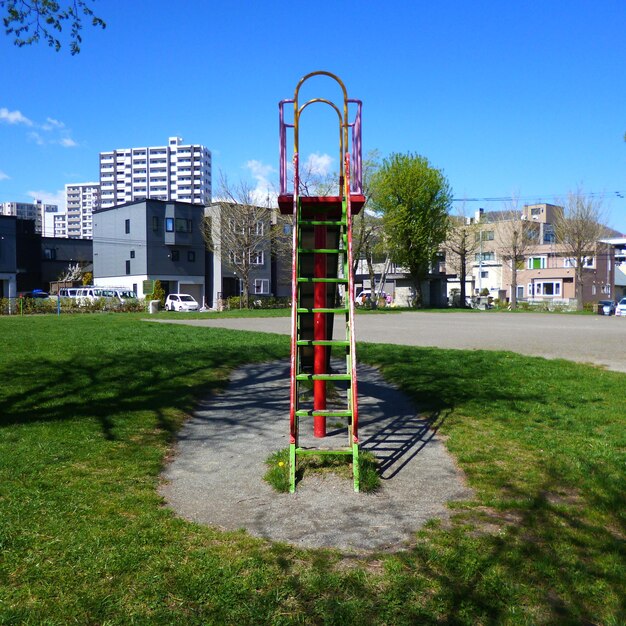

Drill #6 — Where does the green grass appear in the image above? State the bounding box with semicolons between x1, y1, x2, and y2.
264;448;380;493
1;314;624;624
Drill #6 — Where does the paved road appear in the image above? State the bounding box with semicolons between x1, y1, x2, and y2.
148;311;626;373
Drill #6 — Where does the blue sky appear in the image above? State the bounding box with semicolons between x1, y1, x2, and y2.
1;1;625;230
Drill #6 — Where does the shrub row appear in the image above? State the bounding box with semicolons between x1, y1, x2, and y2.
225;295;291;310
0;297;146;316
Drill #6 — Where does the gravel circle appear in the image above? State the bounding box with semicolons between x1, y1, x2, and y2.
159;360;472;553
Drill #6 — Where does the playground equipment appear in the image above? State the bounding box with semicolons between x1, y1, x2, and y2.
278;71;365;492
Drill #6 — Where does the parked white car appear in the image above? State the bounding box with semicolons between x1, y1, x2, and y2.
615;297;626;316
165;293;199;311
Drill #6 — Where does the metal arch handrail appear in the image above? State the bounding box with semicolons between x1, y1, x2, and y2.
279;71;362;197
296;98;344;189
293;71;349;186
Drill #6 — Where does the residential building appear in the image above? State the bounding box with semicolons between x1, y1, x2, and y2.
93;199;206;302
99;136;212;209
204;202;291;307
443;203;617;306
0;200;55;235
0;215;17;299
65;182;100;239
601;237;626;299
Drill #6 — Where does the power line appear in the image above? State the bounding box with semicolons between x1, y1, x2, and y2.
453;191;625;203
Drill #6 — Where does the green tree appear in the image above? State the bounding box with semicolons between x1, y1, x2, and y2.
152;280;165;307
370;152;452;307
1;0;105;54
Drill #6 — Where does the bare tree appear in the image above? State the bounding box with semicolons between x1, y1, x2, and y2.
444;205;479;307
57;262;84;283
554;189;609;310
498;198;539;309
202;175;289;308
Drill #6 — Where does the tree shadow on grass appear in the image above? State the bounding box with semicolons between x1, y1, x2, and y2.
0;339;289;441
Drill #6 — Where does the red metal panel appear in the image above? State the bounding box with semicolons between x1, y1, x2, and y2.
289;153;299;445
313;218;327;438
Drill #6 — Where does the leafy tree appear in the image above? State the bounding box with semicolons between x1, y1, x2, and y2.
370;152;452;307
554;188;609;310
444;205;479;307
1;0;105;54
81;270;92;285
152;279;165;307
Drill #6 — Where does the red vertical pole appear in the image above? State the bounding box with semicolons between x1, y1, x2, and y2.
313;216;327;438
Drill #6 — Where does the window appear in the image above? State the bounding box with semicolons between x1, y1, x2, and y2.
130;250;135;259
152;216;159;232
480;271;488;279
516;285;524;299
476;230;494;242
125;260;131;275
175;218;192;233
165;217;174;232
528;256;546;269
43;248;56;260
531;207;542;216
475;252;495;262
171;250;180;262
125;219;130;234
254;279;269;294
251;251;264;265
187;250;195;262
564;257;594;268
256;221;265;236
533;281;561;297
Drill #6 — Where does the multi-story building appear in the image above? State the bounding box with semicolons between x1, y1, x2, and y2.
444;203;616;307
0;215;17;299
0;200;51;234
99;136;212;209
93;199;207;302
65;182;100;239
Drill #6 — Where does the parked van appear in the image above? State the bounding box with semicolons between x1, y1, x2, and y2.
109;288;138;304
58;288;80;299
75;286;116;306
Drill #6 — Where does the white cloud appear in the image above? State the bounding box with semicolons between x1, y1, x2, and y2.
43;117;65;130
0;107;33;126
0;170;9;181
28;131;45;145
2;107;77;147
27;189;67;211
59;137;78;148
304;152;333;176
245;159;277;206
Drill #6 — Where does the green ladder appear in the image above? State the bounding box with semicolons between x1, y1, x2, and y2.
288;193;360;492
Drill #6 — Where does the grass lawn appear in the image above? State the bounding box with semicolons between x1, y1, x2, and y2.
0;314;624;624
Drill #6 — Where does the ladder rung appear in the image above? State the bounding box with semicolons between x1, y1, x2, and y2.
297;307;348;314
295;410;352;417
297;277;348;283
296;373;352;381
298;248;341;254
295;448;353;456
299;220;344;226
296;340;350;346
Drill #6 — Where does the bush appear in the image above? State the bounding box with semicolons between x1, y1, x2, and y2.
226;295;290;310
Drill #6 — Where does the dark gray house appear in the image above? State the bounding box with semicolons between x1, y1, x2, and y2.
93;199;206;302
0;215;17;299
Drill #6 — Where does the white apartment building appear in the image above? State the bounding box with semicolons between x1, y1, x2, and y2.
65;182;100;239
99;136;212;209
0;200;57;234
